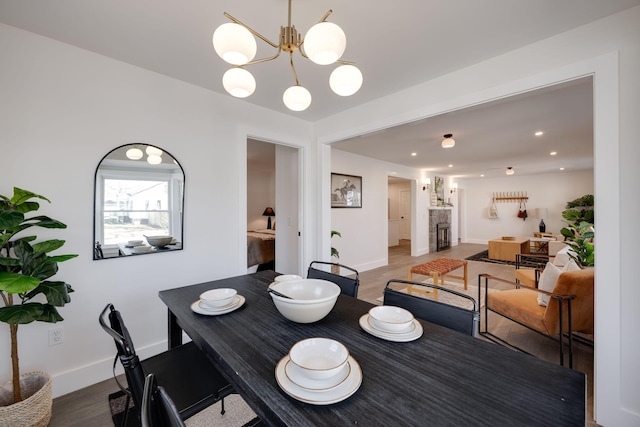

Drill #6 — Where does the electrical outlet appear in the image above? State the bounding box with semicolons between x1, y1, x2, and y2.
48;326;64;346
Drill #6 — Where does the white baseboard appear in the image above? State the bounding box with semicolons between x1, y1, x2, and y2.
50;334;191;398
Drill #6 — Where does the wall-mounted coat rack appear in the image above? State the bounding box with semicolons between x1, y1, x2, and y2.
493;191;528;202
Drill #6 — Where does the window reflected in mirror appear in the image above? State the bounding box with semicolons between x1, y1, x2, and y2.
93;144;184;259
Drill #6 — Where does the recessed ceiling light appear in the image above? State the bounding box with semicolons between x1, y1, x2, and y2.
411;152;417;156
448;164;453;168
550;151;557;156
560;167;565;171
535;131;544;136
480;174;485;178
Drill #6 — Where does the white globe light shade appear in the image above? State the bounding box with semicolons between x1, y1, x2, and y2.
212;23;257;65
222;68;256;98
147;154;162;165
146;146;163;156
441;137;455;148
283;86;312;111
126;148;143;160
304;22;346;65
330;65;363;96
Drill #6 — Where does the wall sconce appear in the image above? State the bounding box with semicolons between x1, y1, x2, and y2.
422;178;431;191
262;207;275;229
450;183;458;193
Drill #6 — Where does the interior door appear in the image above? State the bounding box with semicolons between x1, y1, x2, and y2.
400;190;411;240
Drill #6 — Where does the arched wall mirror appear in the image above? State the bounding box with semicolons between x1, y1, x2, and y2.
93;144;184;260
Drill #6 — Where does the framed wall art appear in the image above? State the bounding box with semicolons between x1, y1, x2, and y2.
331;173;362;208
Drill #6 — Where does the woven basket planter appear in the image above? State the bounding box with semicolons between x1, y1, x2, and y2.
0;371;52;427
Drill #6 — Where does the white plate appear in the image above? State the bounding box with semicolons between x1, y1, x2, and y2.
190;295;245;316
275;355;362;405
359;314;423;342
284;357;351;392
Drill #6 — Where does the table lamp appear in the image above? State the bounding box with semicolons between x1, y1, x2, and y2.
534;208;548;232
263;207;275;229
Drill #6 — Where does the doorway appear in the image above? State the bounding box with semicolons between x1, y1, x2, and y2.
247;139;301;275
387;176;412;256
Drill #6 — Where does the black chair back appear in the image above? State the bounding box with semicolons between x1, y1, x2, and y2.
383;279;479;337
142;373;186;427
99;303;147;412
307;261;360;297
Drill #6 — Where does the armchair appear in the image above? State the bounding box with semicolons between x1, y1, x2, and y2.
479;268;594;369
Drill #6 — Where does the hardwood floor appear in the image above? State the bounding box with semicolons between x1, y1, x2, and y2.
50;240;596;426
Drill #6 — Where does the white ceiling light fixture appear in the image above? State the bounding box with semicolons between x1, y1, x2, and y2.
126;147;143;160
212;0;362;112
147;154;163;165
506;167;515;175
441;133;455;148
146;146;163;156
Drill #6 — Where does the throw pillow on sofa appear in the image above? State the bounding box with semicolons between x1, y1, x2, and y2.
537;260;581;306
553;245;577;268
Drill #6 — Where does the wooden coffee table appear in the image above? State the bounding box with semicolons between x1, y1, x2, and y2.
488;238;530;262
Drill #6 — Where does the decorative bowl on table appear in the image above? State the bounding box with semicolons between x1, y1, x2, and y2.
289;337;349;380
144;235;173;248
200;288;237;308
368;306;414;332
268;279;340;323
501;236;515;241
132;246;154;254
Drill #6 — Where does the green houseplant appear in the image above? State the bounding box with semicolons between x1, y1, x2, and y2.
560;194;595;267
0;187;77;424
331;230;341;274
560;221;595;267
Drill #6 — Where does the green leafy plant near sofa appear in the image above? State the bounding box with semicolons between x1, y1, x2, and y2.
561;221;594;267
0;187;77;405
560;194;594;267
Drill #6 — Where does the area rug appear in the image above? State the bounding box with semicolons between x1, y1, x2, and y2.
377;279;497;310
109;390;258;427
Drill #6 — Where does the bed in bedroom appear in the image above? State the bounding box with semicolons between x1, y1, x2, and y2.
247;229;275;271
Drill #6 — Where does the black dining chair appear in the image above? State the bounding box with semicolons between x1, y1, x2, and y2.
307;261;360;297
141;373;185;427
383;279;479;337
99;303;234;426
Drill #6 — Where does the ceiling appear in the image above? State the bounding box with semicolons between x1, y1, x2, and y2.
1;0;637;177
334;77;594;179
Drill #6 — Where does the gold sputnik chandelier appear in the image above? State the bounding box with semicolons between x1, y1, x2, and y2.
212;0;363;111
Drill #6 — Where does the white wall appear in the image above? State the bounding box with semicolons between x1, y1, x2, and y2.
0;23;315;397
247;168;274;231
319;7;640;426
462;170;594;243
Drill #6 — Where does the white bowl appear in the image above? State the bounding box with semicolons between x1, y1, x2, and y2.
368;306;414;332
289;338;349;380
128;240;144;246
268;279;340;323
132;246;154;254
200;288;237;308
144;235;173;248
274;274;303;282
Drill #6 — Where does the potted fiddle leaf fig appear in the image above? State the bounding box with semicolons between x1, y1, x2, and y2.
0;187;77;426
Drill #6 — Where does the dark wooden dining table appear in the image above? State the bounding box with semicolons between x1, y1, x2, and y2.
158;271;585;426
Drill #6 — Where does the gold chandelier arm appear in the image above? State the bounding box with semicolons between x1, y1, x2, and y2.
224;12;279;49
289;52;300;86
244;47;283;67
335;59;356;66
319;10;333;23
